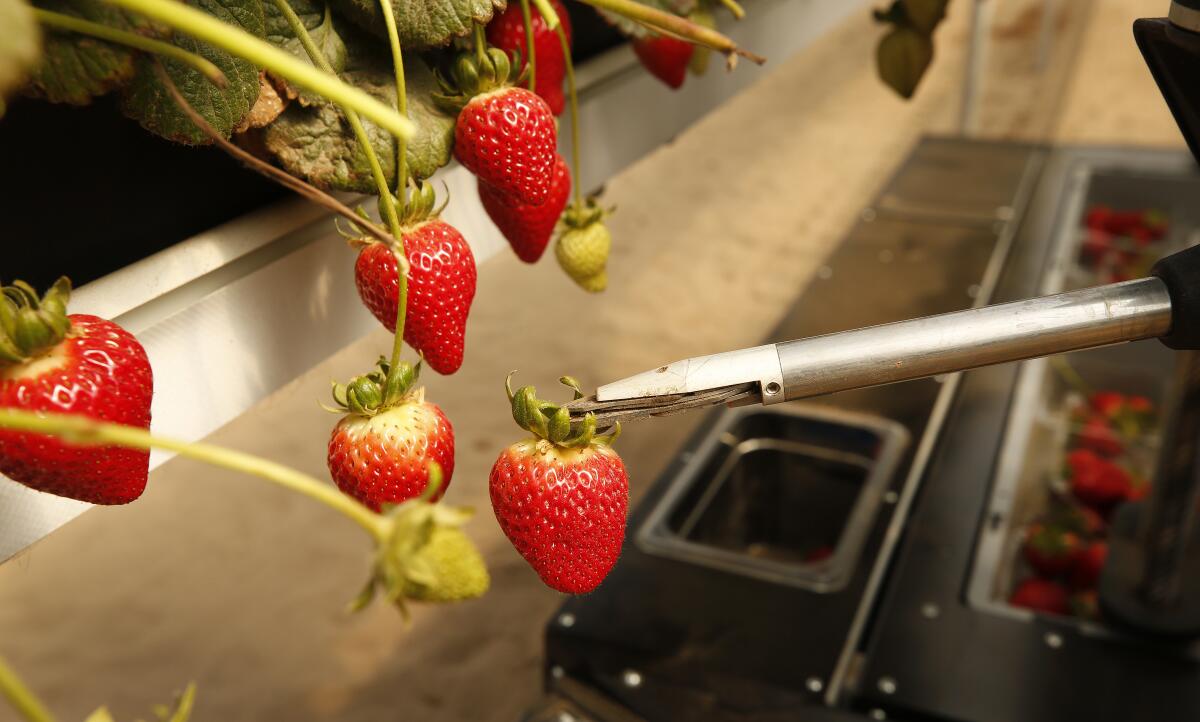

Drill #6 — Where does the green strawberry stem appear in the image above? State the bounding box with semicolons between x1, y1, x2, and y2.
474;22;487;64
267;0;403;238
530;0;560;29
377;0;408;195
34;8;227;88
376;0;411;380
573;0;764;64
716;0;744;20
375;0;411;378
519;0;536;93
0;655;56;722
102;0;416;140
556;24;582;209
0;409;389;542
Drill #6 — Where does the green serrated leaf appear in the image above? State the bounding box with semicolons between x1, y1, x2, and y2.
876;25;932;100
0;0;40;100
23;0;153;105
263;0;346;104
120;0;264;144
597;0;698;39
262;52;454;191
330;0;504;50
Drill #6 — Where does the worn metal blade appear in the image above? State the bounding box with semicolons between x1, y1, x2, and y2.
564;383;759;428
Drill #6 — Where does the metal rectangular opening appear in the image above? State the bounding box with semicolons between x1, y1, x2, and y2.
638;405;909;593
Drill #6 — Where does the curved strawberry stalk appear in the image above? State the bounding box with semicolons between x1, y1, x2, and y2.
574;0;764;67
0;409;487;616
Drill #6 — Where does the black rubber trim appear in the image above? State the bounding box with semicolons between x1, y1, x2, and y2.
1153;244;1200;349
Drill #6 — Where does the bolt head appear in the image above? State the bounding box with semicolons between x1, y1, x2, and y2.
558;613;576;628
622;669;643;688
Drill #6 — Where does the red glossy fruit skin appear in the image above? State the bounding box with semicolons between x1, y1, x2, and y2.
1071;541;1108;590
486;0;573;115
1023;524;1082;577
1067;449;1131;509
1009;578;1070;615
0;315;153;504
454;87;557;206
355;221;477;375
490;441;629;594
327;401;455;512
632;35;694;89
479;154;571;263
1075;416;1123;457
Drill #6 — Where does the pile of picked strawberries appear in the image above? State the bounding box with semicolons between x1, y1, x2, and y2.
1008;390;1157;620
1079;205;1170;284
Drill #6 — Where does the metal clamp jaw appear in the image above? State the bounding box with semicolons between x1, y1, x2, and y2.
595;344;787;406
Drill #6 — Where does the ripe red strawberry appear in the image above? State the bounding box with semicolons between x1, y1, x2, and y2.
1023;523;1082;577
479;154;571;263
354;216;477;376
1090;391;1126;418
1066;448;1132;510
1075;415;1123;457
0;278;153;504
486;0;573;115
455;86;557;205
327;360;454;512
1070;541;1108;590
632;34;695;89
1009;578;1069;615
489;376;628;594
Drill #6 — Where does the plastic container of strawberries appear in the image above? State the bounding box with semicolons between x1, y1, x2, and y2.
966;164;1198;629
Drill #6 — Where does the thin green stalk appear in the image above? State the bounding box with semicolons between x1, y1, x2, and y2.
519;0;536;92
557;25;581;208
0;409;388;541
0;656;57;722
377;0;407;195
377;0;410;371
572;0;764;63
266;0;401;238
716;0;744;20
474;22;486;64
35;7;227;87
530;0;560;29
102;0;416;139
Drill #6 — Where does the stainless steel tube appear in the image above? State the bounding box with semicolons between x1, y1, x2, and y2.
777;277;1174;400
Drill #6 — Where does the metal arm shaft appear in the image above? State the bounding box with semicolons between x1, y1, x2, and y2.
777;277;1174;400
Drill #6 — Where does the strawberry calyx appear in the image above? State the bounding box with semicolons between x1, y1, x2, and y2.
433;47;527;114
351;462;489;619
0;277;73;366
505;372;621;449
560;198;608;230
330;356;420;416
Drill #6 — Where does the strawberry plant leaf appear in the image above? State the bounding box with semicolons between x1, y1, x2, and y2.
329;0;504;50
22;0;155;105
120;0;264;144
84;708;117;722
262;53;454;191
595;0;698;39
0;0;40;102
263;0;346;104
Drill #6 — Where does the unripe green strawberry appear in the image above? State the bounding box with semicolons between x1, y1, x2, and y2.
401;526;490;602
555;216;610;292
